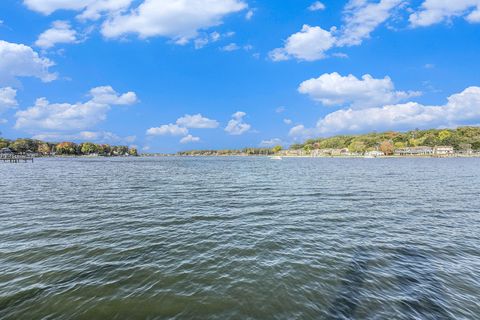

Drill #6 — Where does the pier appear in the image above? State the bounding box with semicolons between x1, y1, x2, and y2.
0;155;34;163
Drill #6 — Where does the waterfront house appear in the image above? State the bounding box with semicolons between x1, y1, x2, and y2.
279;149;306;157
0;148;13;158
433;146;454;155
394;146;433;156
365;150;385;157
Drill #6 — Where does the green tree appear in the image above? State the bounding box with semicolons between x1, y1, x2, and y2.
303;144;313;153
10;139;37;153
113;146;129;155
81;142;98;155
0;138;10;149
394;142;406;149
272;145;283;153
348;141;366;153
128;147;138;156
438;130;452;142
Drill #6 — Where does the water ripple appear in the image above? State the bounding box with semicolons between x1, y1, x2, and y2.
1;157;479;319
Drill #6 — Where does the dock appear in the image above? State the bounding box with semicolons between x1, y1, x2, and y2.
0;155;34;163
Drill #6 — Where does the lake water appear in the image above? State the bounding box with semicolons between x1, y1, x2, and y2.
1;157;479;319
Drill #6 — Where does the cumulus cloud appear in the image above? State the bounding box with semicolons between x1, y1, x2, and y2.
0;87;18;113
269;25;336;61
147;113;219;143
290;86;480;137
336;0;403;47
32;131;134;143
283;118;293;125
101;0;247;42
90;86;138;105
0;40;57;85
308;1;326;11
270;0;403;61
225;111;251;135
23;0;133;20
15;86;137;131
146;124;188;136
176;114;219;128
410;0;480;26
298;72;421;109
180;134;200;143
35;21;78;49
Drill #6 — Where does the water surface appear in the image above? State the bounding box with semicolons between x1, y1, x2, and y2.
1;157;479;319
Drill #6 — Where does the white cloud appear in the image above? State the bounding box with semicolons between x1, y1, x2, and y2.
283;118;292;125
271;0;403;62
101;0;247;42
245;9;254;20
276;106;286;113
269;25;336;61
77;0;134;21
176;114;219;128
15;86;137;131
35;21;78;49
221;42;240;51
147;113;218;142
225;111;251;135
23;0;92;15
23;0;133;20
194;31;222;49
0;87;18;113
308;1;326;11
0;40;57;85
260;138;283;147
290;86;480;137
32;131;133;143
90;86;138;105
410;0;480;27
336;0;403;47
146;124;188;136
180;134;200;143
298;72;421;109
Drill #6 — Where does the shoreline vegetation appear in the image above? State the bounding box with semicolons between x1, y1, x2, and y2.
176;127;480;158
2;127;480;159
0;139;138;157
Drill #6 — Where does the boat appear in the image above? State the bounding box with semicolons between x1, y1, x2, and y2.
270;156;283;160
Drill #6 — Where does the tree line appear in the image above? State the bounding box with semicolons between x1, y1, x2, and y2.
291;127;480;155
0;137;138;156
177;146;283;156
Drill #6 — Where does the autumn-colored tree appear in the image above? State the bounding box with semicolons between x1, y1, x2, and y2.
379;141;394;155
38;143;51;155
56;142;77;155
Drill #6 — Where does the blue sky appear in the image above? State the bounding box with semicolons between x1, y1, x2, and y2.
0;0;479;152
